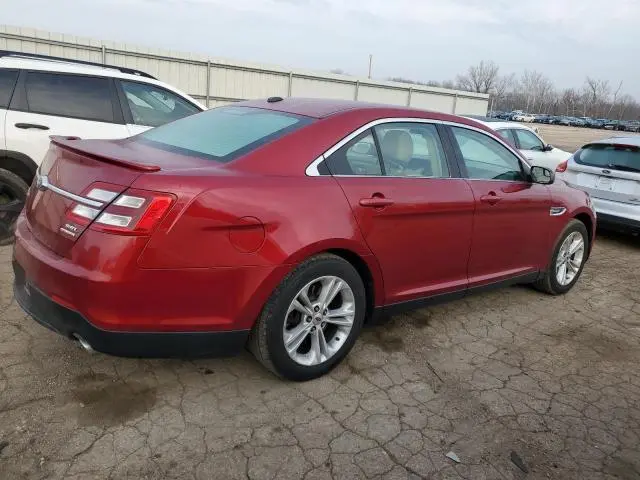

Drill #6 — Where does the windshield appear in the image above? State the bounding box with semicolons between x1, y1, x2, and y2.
575;143;640;171
137;106;313;162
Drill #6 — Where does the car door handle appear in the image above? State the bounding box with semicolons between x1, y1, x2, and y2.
480;192;502;205
15;123;50;130
359;197;394;208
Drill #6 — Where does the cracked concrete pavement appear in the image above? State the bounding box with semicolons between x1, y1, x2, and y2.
1;230;640;480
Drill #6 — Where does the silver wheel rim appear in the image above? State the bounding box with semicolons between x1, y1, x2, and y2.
282;276;355;366
555;231;585;286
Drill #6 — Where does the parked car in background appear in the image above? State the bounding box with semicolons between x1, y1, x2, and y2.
559;137;640;233
13;98;595;380
0;50;205;244
471;119;571;170
604;120;620;130
570;118;587;127
513;113;536;122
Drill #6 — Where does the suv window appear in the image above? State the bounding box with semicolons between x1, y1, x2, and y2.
575;143;640;172
0;70;18;108
495;128;516;146
121;81;200;127
24;72;115;122
515;129;544;151
451;126;524;181
374;123;449;177
326;131;383;176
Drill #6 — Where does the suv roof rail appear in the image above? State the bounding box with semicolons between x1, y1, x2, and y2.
0;50;157;80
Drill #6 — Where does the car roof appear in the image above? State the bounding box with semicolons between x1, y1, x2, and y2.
466;118;538;133
0;56;206;110
585;136;640;147
237;97;483;124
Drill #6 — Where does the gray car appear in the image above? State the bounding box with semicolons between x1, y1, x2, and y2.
560;137;640;232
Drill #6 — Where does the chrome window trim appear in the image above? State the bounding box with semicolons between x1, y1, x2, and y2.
305;117;530;177
36;174;104;208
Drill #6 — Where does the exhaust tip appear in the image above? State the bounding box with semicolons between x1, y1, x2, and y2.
73;334;95;354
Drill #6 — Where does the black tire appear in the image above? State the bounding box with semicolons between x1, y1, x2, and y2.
0;168;29;247
535;219;589;295
248;254;366;381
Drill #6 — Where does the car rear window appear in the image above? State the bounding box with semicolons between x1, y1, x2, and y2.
575;143;640;172
137;106;313;162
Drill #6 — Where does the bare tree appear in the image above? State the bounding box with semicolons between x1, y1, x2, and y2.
561;88;580;115
607;81;623;117
584;77;611;117
456;60;500;94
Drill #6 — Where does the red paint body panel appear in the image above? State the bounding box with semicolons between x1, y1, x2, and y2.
334;177;475;303
464;180;552;286
13;98;595;340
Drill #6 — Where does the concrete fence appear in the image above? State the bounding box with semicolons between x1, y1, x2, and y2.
0;25;489;115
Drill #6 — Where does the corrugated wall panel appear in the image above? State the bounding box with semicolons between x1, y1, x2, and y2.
210;67;289;101
291;77;355;99
455;97;488;116
358;85;408;106
410;91;454;113
0;26;489;113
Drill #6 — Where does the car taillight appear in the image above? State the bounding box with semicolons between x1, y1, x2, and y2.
65;183;175;235
91;189;175;235
556;160;569;173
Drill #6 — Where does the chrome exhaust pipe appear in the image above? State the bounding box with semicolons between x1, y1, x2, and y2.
74;334;95;354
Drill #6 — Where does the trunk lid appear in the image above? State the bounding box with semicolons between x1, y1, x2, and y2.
25;139;150;256
566;142;640;205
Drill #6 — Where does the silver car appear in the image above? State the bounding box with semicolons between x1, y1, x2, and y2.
561;137;640;232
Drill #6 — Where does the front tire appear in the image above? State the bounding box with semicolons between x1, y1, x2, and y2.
535;220;589;295
249;254;366;381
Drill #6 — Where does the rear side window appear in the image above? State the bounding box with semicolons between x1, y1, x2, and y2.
326;131;383;176
0;70;18;108
25;72;115;122
495;129;515;146
121;80;200;127
138;106;312;162
575;144;640;172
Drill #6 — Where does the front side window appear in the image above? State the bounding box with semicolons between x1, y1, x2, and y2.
374;123;449;178
515;129;544;151
121;80;200;127
138;106;312;163
0;69;18;108
25;72;115;122
450;126;524;181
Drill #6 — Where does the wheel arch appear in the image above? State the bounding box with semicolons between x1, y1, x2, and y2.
0;150;38;186
282;240;385;323
573;211;594;257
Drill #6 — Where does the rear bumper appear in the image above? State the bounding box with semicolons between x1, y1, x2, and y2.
13;259;249;357
592;197;640;231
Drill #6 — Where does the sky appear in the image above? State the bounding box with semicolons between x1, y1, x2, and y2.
2;0;640;97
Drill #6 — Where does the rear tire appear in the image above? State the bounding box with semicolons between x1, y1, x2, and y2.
535;219;589;295
0;168;29;247
249;254;366;381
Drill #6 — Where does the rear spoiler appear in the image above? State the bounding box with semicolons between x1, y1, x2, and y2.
581;141;640;151
50;136;161;173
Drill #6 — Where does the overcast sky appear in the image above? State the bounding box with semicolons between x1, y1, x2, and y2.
2;0;640;97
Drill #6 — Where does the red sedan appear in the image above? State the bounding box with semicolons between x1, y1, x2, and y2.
13;98;595;380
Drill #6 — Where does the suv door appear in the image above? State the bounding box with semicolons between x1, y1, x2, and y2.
117;80;201;135
5;71;130;166
447;125;552;287
324;121;475;305
0;69;19;150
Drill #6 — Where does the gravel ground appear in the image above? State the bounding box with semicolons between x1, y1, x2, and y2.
1;126;640;480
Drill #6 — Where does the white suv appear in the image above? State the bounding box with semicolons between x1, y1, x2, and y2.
0;50;204;243
559;137;640;233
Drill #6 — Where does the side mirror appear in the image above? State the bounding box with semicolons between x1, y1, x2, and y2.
543;144;554;152
530;165;555;185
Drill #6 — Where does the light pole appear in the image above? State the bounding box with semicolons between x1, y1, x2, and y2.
368;54;372;79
